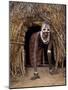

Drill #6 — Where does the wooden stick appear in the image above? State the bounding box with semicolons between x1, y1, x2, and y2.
10;41;24;45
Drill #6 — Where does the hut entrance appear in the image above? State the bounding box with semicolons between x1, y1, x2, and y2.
24;24;55;67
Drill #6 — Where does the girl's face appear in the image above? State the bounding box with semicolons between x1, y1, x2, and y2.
41;23;50;39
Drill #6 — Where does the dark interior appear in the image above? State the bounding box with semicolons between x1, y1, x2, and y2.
24;24;55;67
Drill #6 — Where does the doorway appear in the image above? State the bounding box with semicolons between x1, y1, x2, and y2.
24;23;55;67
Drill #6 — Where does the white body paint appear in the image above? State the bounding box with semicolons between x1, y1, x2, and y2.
40;23;50;44
47;50;51;53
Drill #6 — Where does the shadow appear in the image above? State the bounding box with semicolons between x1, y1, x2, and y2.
24;24;41;67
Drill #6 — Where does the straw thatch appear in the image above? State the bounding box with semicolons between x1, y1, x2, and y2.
9;1;66;78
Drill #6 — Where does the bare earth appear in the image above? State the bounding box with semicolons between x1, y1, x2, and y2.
10;67;66;89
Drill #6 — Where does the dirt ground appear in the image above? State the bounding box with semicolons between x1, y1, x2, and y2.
10;67;66;89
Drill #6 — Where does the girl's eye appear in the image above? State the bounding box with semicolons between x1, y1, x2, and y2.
43;29;46;31
48;29;50;31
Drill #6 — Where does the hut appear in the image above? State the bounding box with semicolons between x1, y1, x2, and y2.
9;1;66;80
